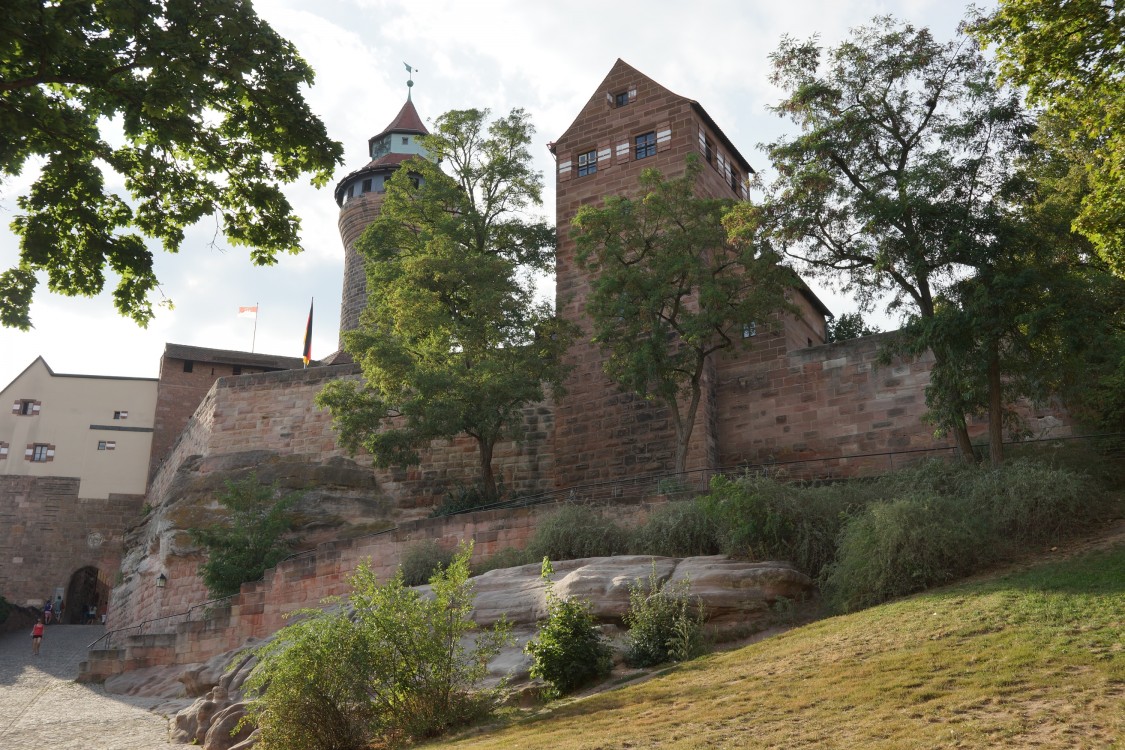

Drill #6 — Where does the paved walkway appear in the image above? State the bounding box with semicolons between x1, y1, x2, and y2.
0;623;182;749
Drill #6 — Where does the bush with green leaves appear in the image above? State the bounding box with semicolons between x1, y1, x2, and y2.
525;558;613;699
399;539;454;586
471;546;536;576
623;566;706;667
700;475;867;579
430;482;506;517
242;544;512;749
189;474;298;598
628;500;719;557
822;459;1103;612
527;504;629;562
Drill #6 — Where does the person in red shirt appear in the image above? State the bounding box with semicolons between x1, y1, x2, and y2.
31;618;44;655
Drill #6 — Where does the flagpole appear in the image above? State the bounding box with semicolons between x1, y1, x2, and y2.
252;302;258;353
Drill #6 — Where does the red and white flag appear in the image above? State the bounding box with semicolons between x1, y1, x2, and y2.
238;305;258;319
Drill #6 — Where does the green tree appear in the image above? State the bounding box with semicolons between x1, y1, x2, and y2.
0;0;343;329
974;1;1125;276
317;109;574;500
759;16;1033;462
188;475;298;598
242;545;512;749
825;312;881;343
573;156;795;475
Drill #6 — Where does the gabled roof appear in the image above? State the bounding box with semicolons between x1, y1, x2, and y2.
553;59;754;175
1;356;157;394
367;99;429;147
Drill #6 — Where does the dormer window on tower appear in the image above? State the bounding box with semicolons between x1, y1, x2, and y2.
371;135;391;160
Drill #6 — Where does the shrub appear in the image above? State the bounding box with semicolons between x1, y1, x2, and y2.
525;559;613;699
242;544;512;749
430;482;507;517
399;539;454;586
527;504;629;562
700;475;866;578
823;459;1106;613
628;501;719;557
624;565;706;667
821;492;988;613
241;610;378;750
471;546;536;576
0;595;10;626
189;474;298;598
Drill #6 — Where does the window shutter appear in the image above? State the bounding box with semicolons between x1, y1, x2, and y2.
0;442;8;459
558;159;572;183
597;143;612;169
615;141;630;164
656;121;672;152
628;86;637;103
11;402;19;414
25;445;33;460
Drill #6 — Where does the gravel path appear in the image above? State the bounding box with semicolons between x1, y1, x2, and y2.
0;623;182;750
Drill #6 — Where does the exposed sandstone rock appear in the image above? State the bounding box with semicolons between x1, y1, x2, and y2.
165;554;812;747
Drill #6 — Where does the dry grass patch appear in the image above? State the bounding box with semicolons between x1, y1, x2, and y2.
427;543;1125;749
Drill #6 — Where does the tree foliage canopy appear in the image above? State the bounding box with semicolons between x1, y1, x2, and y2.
317;108;574;499
974;0;1125;276
574;157;795;475
0;0;343;329
762;16;1034;459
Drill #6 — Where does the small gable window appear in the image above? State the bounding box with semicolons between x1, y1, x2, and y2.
183;360;194;373
614;91;629;107
635;132;656;160
113;410;128;420
743;322;757;338
730;168;741;193
17;400;38;416
578;149;597;177
30;444;51;462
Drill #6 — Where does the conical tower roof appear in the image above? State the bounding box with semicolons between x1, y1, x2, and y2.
368;99;429;146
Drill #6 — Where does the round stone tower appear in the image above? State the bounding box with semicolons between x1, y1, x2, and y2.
334;97;430;348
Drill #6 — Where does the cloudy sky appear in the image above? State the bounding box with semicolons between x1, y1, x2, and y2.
0;0;990;389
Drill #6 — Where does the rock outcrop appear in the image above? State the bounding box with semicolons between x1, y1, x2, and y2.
159;554;812;749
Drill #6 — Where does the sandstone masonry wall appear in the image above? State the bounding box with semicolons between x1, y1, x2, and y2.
87;497;659;678
551;60;749;487
0;475;142;607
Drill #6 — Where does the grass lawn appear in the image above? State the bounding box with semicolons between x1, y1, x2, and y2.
429;543;1125;749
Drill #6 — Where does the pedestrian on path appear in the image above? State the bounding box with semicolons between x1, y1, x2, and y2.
31;618;44;655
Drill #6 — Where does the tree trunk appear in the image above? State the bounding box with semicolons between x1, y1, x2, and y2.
987;340;1004;467
477;439;497;500
930;347;978;465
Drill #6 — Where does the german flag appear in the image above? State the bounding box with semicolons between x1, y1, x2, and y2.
302;299;313;368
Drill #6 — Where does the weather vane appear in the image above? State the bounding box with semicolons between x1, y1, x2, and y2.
404;62;418;101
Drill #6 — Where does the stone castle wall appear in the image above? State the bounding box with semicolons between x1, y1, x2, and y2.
0;475;142;607
84;497;659;680
114;363;555;630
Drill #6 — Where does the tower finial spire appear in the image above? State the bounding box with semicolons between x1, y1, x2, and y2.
404;62;417;101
